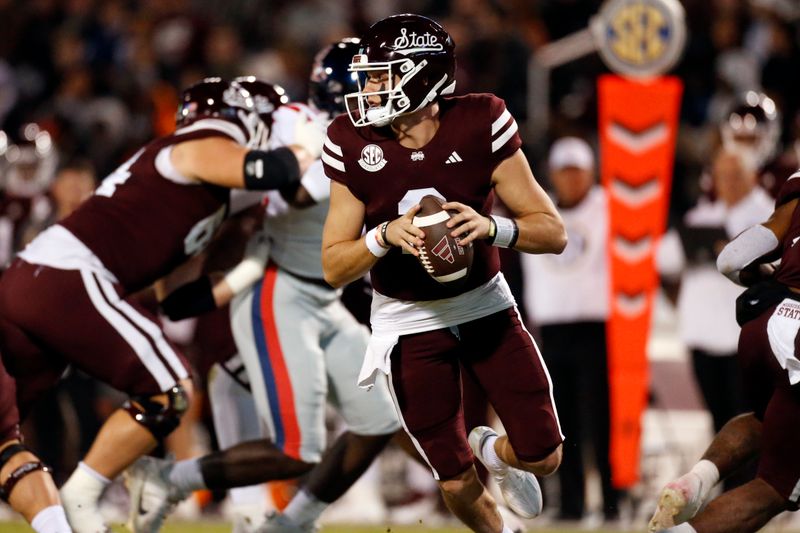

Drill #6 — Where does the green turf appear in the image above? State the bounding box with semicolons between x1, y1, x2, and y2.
0;522;615;533
0;522;625;533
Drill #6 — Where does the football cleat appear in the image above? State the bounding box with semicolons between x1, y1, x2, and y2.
256;511;319;533
469;426;543;519
60;483;111;533
648;472;705;531
497;503;527;532
124;456;188;533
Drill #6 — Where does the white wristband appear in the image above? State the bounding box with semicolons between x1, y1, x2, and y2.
365;227;390;257
491;216;518;248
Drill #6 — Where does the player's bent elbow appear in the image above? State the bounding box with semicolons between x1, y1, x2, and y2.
552;229;568;254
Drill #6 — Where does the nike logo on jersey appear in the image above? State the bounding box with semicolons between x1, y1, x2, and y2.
793;236;800;247
445;151;462;164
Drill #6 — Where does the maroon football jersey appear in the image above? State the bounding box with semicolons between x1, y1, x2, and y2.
773;171;800;289
60;121;237;293
322;93;522;301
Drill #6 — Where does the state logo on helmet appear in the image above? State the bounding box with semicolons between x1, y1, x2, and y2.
345;14;456;128
309;38;361;118
233;76;290;148
720;91;780;169
175;77;262;147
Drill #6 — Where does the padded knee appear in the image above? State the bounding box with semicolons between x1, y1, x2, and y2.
124;385;189;439
0;443;51;502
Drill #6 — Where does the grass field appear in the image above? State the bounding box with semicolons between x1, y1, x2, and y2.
0;523;624;533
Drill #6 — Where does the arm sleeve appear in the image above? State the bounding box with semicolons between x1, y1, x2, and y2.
487;95;523;169
776;170;800;207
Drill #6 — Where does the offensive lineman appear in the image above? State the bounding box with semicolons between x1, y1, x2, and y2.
322;14;566;533
126;42;402;533
0;78;318;533
649;167;800;532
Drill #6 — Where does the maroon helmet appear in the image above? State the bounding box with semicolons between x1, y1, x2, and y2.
233;76;290;147
345;14;456;127
175;77;261;147
720;91;780;169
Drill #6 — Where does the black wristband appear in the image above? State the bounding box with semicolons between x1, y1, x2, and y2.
380;221;391;247
509;221;519;249
160;276;216;320
243;147;301;191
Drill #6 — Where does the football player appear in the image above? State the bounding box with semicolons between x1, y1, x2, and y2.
125;41;402;533
0;359;71;533
0;77;319;533
321;14;566;533
649;170;800;532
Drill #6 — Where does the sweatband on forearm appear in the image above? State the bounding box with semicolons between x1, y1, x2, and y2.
223;256;267;294
716;225;780;285
160;276;216;320
243;147;301;191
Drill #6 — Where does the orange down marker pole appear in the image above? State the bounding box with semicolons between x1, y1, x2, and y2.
599;74;682;488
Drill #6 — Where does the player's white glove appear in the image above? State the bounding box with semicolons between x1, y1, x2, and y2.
293;114;326;159
223;233;270;295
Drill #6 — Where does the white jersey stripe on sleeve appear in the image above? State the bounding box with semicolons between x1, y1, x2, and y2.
491;109;512;135
322;151;345;172
491;120;518;153
95;276;189;381
324;137;343;157
80;271;176;390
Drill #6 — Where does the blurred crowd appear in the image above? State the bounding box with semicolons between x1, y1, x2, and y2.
2;0;800;527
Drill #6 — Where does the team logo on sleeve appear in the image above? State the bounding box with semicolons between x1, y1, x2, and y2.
358;144;388;172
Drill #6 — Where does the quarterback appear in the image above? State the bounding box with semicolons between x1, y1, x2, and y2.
322;14;566;533
0;78;317;533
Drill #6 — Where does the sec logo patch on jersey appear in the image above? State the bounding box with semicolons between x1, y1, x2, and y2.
358;144;388;172
413;195;473;287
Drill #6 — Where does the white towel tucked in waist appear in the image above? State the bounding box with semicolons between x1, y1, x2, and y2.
358;272;516;388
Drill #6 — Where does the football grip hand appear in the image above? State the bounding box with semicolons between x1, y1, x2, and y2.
387;204;424;256
442;201;491;246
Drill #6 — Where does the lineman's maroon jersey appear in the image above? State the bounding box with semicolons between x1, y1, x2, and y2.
322;94;521;301
774;171;800;290
59;120;237;294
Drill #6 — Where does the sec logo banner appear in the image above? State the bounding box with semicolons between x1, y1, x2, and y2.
590;0;686;79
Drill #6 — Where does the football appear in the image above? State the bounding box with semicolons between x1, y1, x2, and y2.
412;195;473;286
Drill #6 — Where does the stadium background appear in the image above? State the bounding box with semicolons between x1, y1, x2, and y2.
1;0;800;531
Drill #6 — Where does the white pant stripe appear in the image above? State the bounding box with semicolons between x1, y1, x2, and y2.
386;374;440;480
80;271;175;390
94;275;188;380
513;306;564;440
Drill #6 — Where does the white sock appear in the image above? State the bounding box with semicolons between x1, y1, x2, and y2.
663;523;697;533
481;435;508;473
282;488;328;526
31;505;72;533
168;458;206;492
690;459;719;498
62;462;110;503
